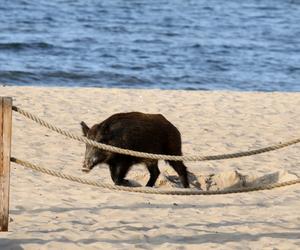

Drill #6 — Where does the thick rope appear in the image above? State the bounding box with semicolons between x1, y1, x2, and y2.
12;105;300;162
11;157;300;195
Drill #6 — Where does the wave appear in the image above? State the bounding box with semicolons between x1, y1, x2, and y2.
0;42;54;51
0;70;152;87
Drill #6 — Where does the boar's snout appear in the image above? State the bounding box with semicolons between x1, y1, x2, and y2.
82;167;90;173
82;156;100;173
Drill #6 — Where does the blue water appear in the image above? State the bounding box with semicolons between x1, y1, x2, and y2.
0;0;300;91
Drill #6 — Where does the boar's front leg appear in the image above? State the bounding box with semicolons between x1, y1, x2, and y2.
109;160;131;186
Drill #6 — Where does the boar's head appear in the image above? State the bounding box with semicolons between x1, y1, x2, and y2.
80;121;110;173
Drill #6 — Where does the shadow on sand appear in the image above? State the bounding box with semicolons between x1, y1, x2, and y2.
1;230;300;248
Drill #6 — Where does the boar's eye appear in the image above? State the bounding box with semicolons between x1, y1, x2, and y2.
80;121;90;136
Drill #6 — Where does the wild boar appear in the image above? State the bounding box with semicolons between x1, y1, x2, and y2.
80;112;189;188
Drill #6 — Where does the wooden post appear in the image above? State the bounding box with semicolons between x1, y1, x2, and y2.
0;97;12;231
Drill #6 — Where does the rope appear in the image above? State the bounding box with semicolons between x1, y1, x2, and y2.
11;157;300;195
12;105;300;162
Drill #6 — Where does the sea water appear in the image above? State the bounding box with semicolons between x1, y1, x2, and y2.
0;0;299;91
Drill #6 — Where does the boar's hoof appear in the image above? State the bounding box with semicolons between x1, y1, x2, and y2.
115;179;132;186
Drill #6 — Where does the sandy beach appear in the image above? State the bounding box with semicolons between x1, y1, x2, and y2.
0;86;300;249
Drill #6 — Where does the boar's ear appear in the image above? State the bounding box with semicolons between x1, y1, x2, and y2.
80;121;90;136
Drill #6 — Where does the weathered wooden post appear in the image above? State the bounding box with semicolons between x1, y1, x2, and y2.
0;97;12;231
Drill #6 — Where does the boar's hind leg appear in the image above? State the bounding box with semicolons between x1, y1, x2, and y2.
167;161;190;188
145;161;160;187
109;162;131;186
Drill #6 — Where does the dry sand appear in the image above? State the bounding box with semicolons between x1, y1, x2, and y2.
0;86;300;249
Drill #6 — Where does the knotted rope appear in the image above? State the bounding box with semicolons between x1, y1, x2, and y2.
11;157;300;195
12;105;300;161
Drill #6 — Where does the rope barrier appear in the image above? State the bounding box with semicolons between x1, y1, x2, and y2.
11;157;300;195
12;105;300;162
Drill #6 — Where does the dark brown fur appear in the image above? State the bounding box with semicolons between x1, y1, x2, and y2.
81;112;189;188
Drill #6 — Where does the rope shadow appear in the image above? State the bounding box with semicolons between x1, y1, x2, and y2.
1;231;299;247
